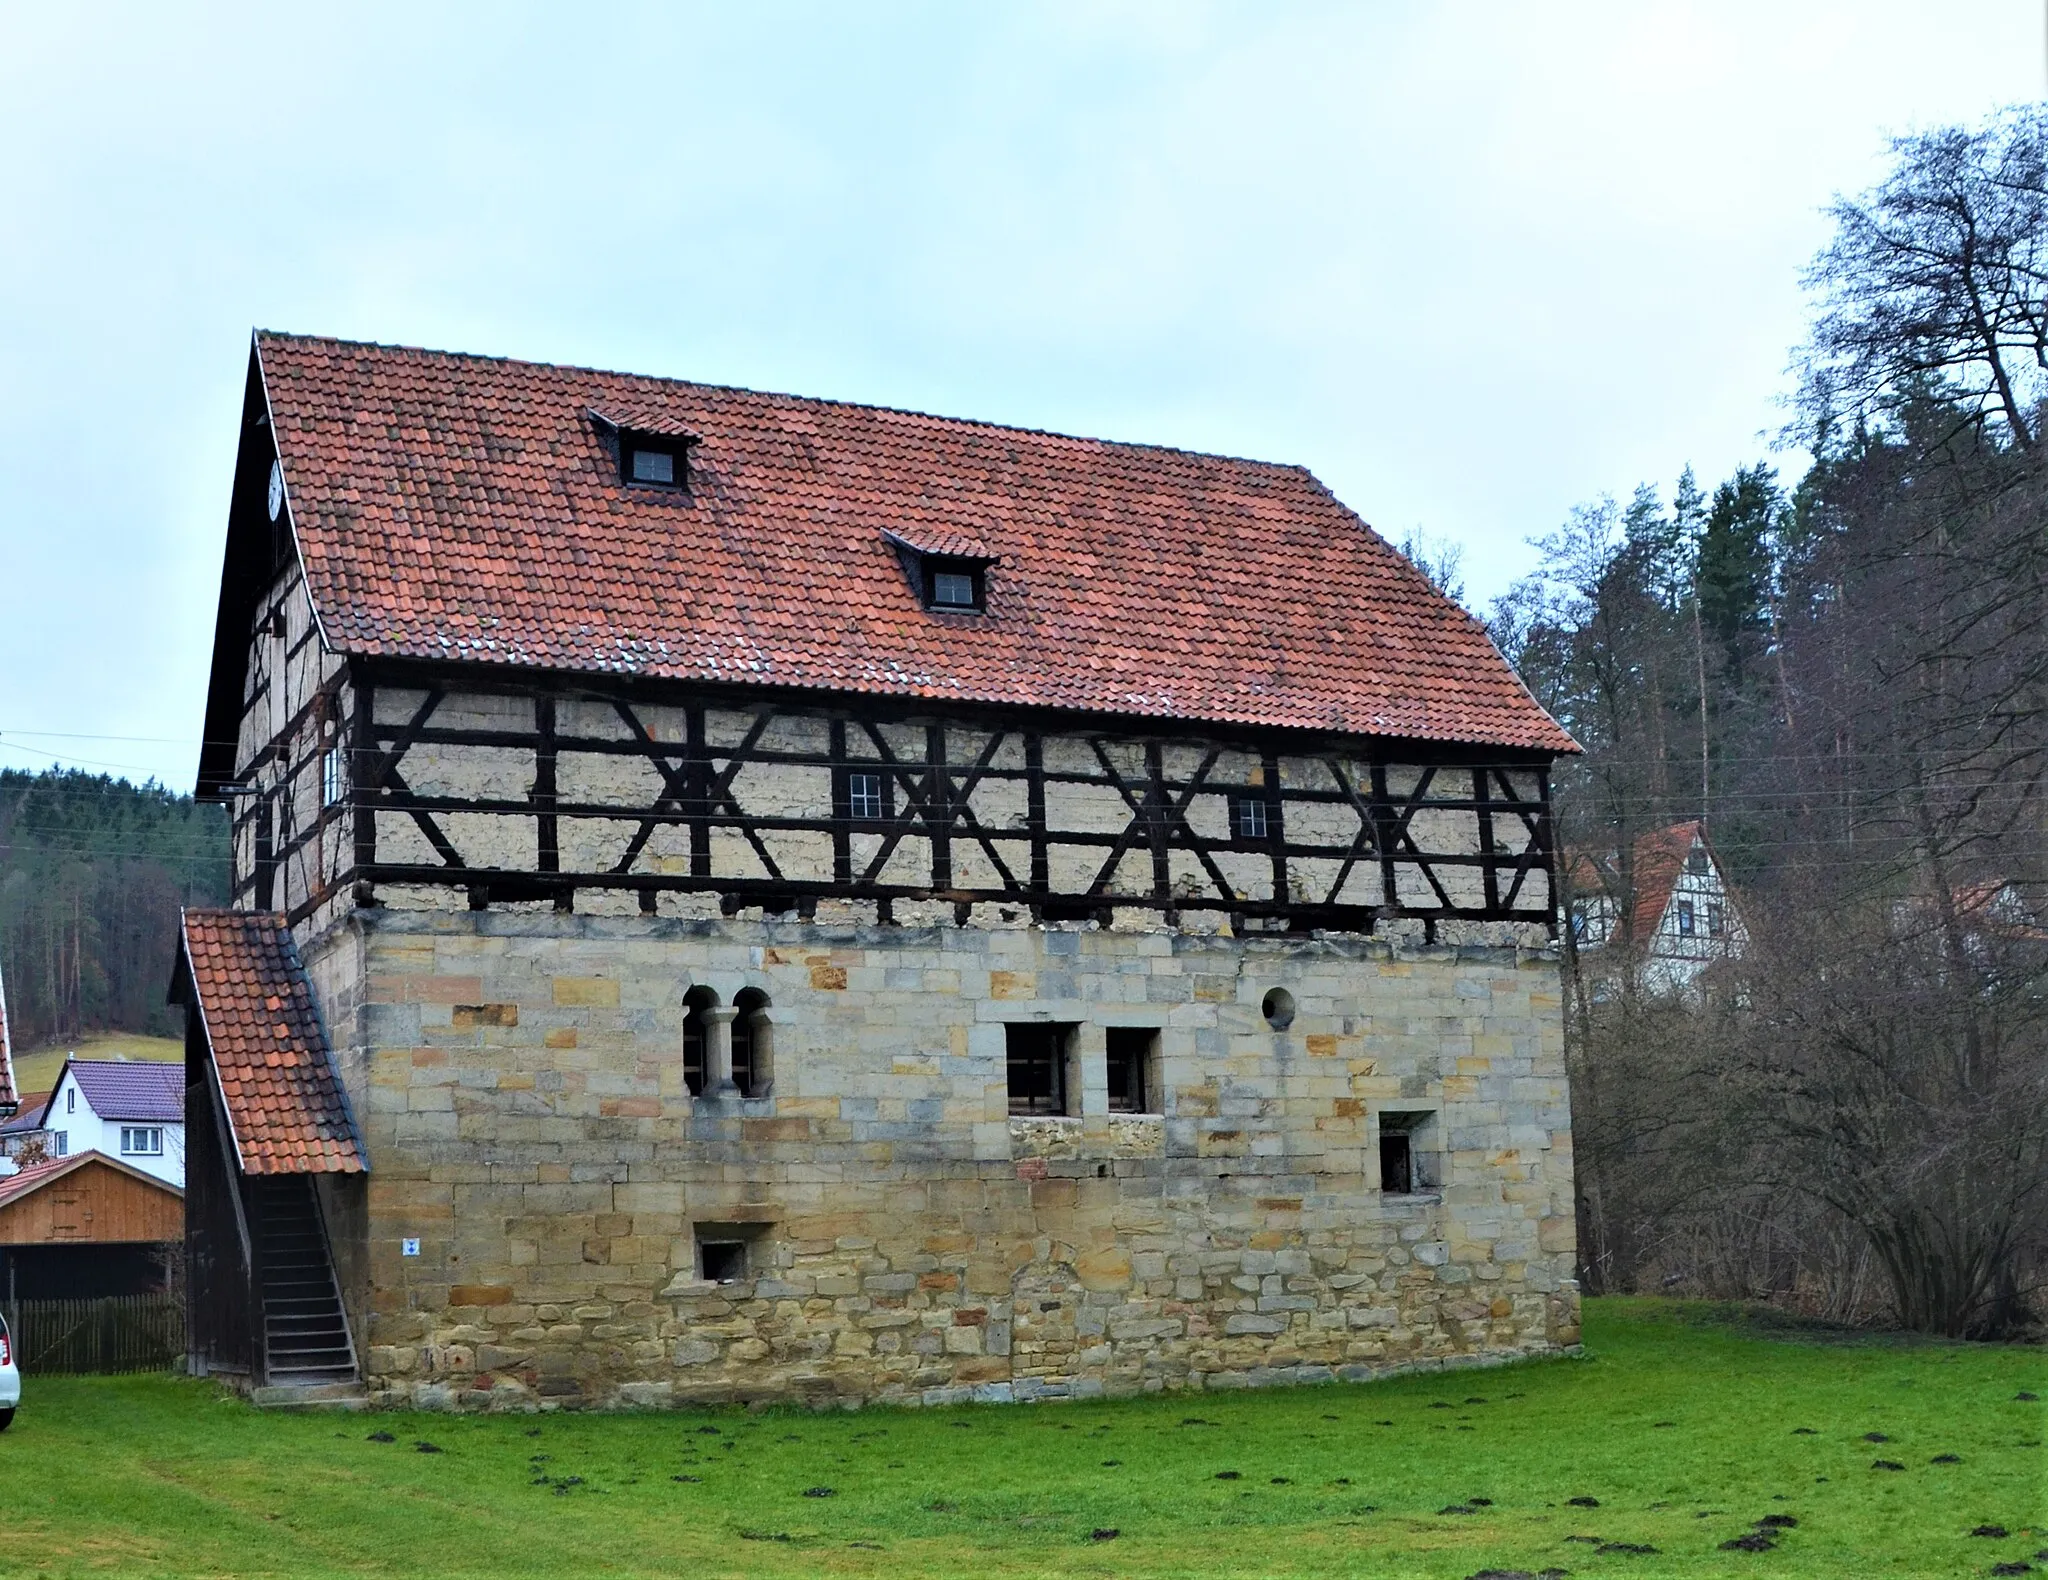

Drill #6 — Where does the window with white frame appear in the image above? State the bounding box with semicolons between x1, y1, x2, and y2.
846;770;886;821
121;1126;164;1156
322;745;348;809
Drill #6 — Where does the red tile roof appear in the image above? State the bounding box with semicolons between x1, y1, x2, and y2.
0;962;14;1115
178;910;365;1175
0;1150;183;1213
254;332;1575;753
1627;821;1705;940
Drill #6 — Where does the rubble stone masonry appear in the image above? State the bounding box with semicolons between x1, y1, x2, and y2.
306;909;1578;1409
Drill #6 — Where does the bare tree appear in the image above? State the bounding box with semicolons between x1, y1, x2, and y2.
1801;109;2048;449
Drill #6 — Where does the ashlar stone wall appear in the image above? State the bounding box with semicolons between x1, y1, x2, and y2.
304;909;1579;1409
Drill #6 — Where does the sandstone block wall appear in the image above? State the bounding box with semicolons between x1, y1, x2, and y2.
303;910;1578;1409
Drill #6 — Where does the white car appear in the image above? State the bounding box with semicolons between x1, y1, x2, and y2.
0;1311;17;1429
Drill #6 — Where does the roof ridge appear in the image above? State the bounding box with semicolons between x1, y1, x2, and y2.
252;329;1322;476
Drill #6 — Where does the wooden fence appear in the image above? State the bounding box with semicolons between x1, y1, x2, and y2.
1;1295;185;1375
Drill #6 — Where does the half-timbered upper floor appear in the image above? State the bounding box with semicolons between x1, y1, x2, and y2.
198;333;1577;941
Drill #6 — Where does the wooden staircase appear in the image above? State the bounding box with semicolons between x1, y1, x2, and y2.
252;1174;358;1389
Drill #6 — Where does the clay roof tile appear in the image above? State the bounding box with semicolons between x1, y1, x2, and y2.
253;332;1576;754
178;909;366;1175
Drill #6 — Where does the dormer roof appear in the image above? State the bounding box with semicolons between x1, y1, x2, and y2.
198;332;1574;793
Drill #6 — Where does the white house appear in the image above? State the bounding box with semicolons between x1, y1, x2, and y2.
36;1059;185;1188
1570;820;1746;995
0;960;16;1121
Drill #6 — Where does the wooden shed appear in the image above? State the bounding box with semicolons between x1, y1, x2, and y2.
0;1151;184;1302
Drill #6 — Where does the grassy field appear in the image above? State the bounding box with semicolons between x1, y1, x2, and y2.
8;1034;182;1105
0;1300;2039;1578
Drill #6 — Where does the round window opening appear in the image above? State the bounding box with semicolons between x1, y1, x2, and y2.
1261;988;1296;1030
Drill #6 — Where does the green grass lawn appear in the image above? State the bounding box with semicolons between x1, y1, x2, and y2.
10;1034;183;1104
0;1300;2040;1578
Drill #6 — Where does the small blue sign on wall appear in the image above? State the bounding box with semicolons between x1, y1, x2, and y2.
401;1238;421;1257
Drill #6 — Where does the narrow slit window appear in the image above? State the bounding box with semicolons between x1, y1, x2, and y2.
1006;1023;1071;1116
732;988;770;1099
681;987;715;1096
1707;902;1725;937
1379;1129;1412;1194
1105;1027;1157;1114
322;746;348;809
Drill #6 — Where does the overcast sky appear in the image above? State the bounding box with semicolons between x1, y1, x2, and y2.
1;2;2041;788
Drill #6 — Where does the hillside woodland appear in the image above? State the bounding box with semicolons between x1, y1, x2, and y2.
0;769;229;1046
1489;109;2048;1337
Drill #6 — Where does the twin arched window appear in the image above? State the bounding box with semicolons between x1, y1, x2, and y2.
681;987;772;1099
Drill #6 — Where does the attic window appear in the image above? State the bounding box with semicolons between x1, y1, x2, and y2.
920;558;986;612
591;410;698;492
1686;848;1709;875
630;447;676;485
932;569;977;608
883;531;996;615
622;438;687;489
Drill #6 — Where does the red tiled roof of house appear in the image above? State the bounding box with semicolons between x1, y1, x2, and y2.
253;332;1575;754
0;1150;184;1213
1564;820;1722;944
177;910;365;1175
1628;821;1705;940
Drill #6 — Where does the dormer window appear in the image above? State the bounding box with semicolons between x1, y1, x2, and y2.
930;566;979;610
590;408;697;493
883;529;997;615
629;446;678;486
621;437;688;490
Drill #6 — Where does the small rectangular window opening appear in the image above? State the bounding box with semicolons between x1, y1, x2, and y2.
1379;1130;1412;1194
1006;1023;1072;1116
1378;1110;1437;1195
629;446;678;485
932;570;976;607
1105;1027;1157;1114
1707;902;1725;937
699;1240;747;1284
847;771;886;821
322;746;348;810
1677;899;1696;937
1686;847;1709;875
1233;795;1269;841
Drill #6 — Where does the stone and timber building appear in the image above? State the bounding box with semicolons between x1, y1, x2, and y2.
177;331;1582;1407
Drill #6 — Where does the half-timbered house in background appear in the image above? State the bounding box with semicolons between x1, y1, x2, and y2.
178;331;1581;1405
1568;821;1746;996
